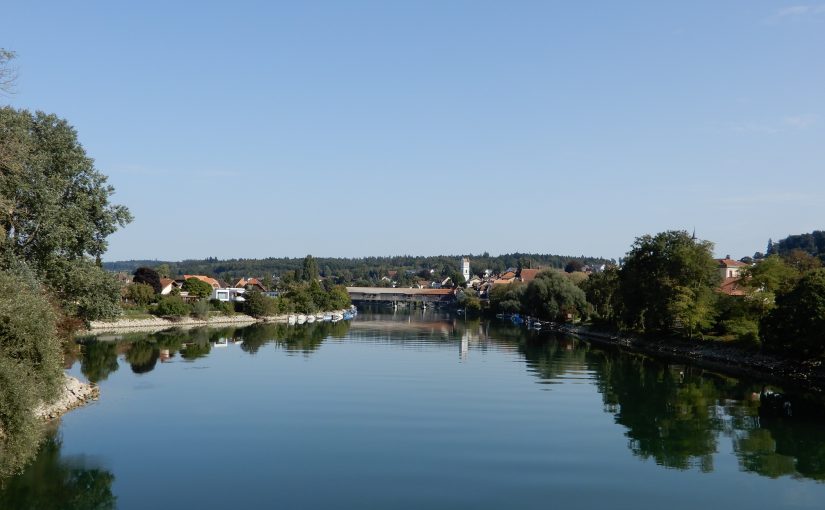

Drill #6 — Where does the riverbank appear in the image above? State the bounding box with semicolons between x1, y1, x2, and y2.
34;374;99;421
557;323;825;393
86;309;354;334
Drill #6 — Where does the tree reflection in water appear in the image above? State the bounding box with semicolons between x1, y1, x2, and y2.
67;318;825;485
0;429;116;509
515;330;825;482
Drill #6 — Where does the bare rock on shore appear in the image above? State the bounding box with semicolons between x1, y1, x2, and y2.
34;374;99;421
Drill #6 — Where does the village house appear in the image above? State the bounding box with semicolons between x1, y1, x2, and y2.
716;258;749;297
159;278;178;295
234;277;268;292
518;268;540;285
182;274;222;289
717;258;748;280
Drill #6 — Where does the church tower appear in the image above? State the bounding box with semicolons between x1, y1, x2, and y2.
461;257;471;283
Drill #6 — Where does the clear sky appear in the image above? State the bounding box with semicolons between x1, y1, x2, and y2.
2;1;823;262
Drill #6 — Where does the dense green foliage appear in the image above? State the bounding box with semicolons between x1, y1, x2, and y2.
0;107;131;324
579;267;619;326
126;283;155;306
489;282;526;314
617;231;719;338
190;299;211;320
133;267;161;294
241;291;278;318
0;271;63;477
522;271;587;321
242;282;352;317
761;269;825;358
768;230;825;263
153;296;189;318
182;277;212;298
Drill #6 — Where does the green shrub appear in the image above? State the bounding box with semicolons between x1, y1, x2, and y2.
209;299;235;316
127;282;155;306
153;296;190;317
191;299;210;320
721;317;759;345
242;291;277;318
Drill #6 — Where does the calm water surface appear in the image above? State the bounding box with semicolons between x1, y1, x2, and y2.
2;310;825;509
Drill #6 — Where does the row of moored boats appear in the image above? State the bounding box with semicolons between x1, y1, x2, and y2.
287;306;357;325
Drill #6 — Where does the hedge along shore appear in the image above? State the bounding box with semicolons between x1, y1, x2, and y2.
85;309;354;334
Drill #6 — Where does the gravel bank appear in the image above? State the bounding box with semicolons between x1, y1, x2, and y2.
34;374;99;421
86;309;354;333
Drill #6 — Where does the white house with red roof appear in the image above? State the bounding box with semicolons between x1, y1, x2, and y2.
717;258;748;280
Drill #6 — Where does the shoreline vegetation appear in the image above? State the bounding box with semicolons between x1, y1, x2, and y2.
552;323;825;393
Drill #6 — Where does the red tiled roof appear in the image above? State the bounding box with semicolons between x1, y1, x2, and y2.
519;268;541;284
184;275;221;288
159;278;175;288
500;271;516;280
719;276;747;296
718;258;748;268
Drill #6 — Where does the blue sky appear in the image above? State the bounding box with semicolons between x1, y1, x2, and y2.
3;1;823;262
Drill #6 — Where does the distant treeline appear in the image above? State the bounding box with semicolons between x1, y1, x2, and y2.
104;253;615;284
768;231;825;262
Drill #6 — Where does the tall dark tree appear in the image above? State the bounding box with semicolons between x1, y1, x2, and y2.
564;260;584;273
301;254;319;282
133;267;162;294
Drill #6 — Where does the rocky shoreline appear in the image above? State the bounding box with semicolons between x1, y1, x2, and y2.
34;374;99;421
559;324;825;394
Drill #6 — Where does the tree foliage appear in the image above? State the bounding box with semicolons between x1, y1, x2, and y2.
182;277;212;298
0;49;16;95
153;296;189;317
0;270;63;476
133;267;161;294
580;267;619;326
300;254;319;282
761;269;825;358
126;283;155;306
616;231;719;337
0;107;131;322
521;271;587;321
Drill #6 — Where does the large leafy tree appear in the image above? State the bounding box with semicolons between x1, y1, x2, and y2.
580;267;619;326
761;268;825;358
521;271;587;321
0;107;132;322
617;231;719;337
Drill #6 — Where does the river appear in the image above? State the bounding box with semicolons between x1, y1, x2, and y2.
1;310;824;509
